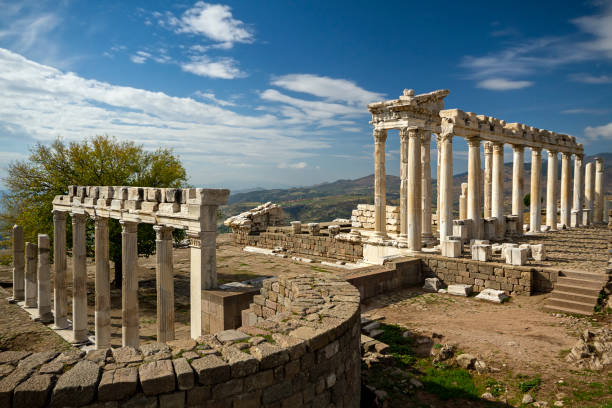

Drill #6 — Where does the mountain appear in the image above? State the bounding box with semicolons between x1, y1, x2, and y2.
222;153;612;223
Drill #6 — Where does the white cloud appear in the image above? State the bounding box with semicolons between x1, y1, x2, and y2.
562;108;610;114
277;162;308;169
585;122;612;140
181;55;245;79
572;3;612;58
477;78;533;91
271;74;383;106
176;2;253;47
0;12;60;52
569;73;612;84
194;91;236;106
130;51;151;64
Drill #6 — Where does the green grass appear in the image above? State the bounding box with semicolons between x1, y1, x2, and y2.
421;365;480;400
517;374;541;393
310;266;331;273
484;378;506;397
377;324;416;366
572;381;612;402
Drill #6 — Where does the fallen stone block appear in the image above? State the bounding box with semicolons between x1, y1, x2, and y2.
456;353;477;369
475;289;509;303
13;374;53;408
531;244;547;261
501;243;518;263
423;278;442;293
509;247;528;266
447;284;473;297
51;360;100;407
519;244;532;258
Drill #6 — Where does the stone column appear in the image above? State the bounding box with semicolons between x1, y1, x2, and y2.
94;217;111;349
25;242;37;308
594;157;604;223
121;220;139;348
572;154;584;227
546;151;558;229
373;129;388;238
491;142;505;238
421;131;433;239
407;128;422;251
53;211;68;329
459;183;468;220
560;152;572;227
483;142;493;219
155;225;175;343
585;161;594;213
399;128;409;239
439;133;453;241
72;213;88;343
436;135;441;233
12;225;24;301
512;145;525;231
37;234;52;323
467;137;482;239
529;148;543;233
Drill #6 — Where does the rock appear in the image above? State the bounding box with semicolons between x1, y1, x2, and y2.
98;367;138;401
553;401;564;407
475;288;509;303
0;352;31;365
86;348;111;364
438;288;447;294
138;360;175;396
53;349;85;366
423;278;442;292
474;359;487;373
447;284;473;297
432;344;455;362
456;353;476;369
409;378;423;388
140;342;172;361
173;358;194;391
39;361;63;374
13;374;53;408
216;329;250;344
362;321;380;332
190;355;230;386
51;360;100;407
481;392;495;401
18;352;58;371
522;393;534;404
112;347;142;364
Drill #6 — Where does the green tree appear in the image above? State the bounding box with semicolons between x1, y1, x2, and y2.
1;135;188;288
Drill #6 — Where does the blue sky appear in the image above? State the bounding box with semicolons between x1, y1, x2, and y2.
0;0;611;191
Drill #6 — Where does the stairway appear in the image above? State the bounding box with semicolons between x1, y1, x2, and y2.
543;270;609;316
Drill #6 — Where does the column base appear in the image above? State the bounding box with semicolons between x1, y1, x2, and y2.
72;330;90;344
52;319;70;330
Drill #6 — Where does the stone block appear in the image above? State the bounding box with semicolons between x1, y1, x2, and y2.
138;360;175;396
99;186;114;199
146;188;162;202
113;187;128;200
501;243;518;263
307;223;320;235
452;220;468;242
98;367;138;401
124;200;141;210
159;391;185;408
530;244;546;261
519;244;531;258
472;244;492;262
509;247;528;266
290;221;301;234
571;209;581;227
583;209;592;225
423;277;442;292
216;330;250;344
483;218;496;240
51;360;100;407
13;374;53;408
112;347;142;364
141;202;159;212
159;203;180;213
164;188;181;203
447;284;473;297
173;358;194;391
475;288;509;303
441;240;461;258
191;355;230;385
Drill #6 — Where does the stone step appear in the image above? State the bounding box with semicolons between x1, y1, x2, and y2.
549;290;598;304
554;284;601;297
556;277;603;289
543;304;594;316
559;270;608;282
545;298;596;315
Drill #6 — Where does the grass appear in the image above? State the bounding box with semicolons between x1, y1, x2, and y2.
377;324;416;366
310;266;330;273
483;378;506;397
572;381;612;402
517;374;541;393
421;365;480;400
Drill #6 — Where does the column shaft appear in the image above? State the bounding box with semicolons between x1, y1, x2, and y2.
467;137;482;239
439;133;453;241
459;183;468;220
407;128;422;251
373;129;388;237
95;217;111;349
121;220;139;348
546;151;558;229
573;155;584;212
491;142;505;238
37;234;52;323
512;145;525;230
25;242;37;308
560;153;572;227
421;132;433;238
12;225;24;301
585;161;594;218
53;211;69;329
594;158;604;223
155;226;175;343
436;135;441;233
399;129;409;238
72;213;88;343
530;149;543;233
483;142;493;219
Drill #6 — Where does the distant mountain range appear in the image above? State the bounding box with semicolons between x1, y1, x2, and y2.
222;153;612;223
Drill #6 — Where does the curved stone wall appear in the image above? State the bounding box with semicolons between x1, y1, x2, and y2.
0;272;361;408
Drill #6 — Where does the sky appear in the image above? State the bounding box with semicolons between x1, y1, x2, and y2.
0;0;611;191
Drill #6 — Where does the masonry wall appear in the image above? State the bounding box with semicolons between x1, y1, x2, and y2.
350;204;399;233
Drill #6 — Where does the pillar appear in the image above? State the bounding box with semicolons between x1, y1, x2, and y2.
121;220;139;348
12;225;24;301
436;135;441;233
37;234;52;323
439;133;453;241
155;226;175;343
492;142;505;238
467;137;482;239
373;129;388;238
572;154;584;227
53;211;68;329
585;161;594;218
459;183;468;220
24;242;37;308
529;148;543;233
94;217;111;349
512;145;525;231
560;152;572;227
546;151;558;229
72;213;88;343
483;142;493;219
407;128;422;251
399;129;409;239
421;131;433;239
594;157;604;223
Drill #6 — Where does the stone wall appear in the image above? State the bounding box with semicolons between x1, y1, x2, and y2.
224;202;285;234
0;272;361;408
350;204;399;233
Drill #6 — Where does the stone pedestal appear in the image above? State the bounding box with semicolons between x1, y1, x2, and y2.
467;137;482;239
504;215;518;237
95;217;111;349
483;218;497;240
441;240;461;258
155;226;175;343
583;208;592;225
121;220;139;348
12;225;24;301
511;145;525;231
439;133;453;241
72;213;88;343
290;221;301;234
25;242;37;308
546;150;558;230
572;155;584;228
373;129;388;237
452;220;468;243
529;149;543;233
37;234;53;323
472;244;492;262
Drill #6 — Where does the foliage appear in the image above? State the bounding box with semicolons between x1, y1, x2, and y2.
0;135;188;286
377;324;416;366
524;193;530;207
517;374;541;393
421;366;479;400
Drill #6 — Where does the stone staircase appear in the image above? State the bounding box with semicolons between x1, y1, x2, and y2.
544;270;609;315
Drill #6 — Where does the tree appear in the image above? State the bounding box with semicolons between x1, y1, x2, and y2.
1;135;188;288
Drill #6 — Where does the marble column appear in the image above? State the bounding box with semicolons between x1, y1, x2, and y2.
492;142;505;238
439;133;453;241
560;152;572;227
436;135;441;233
572;154;584;227
407;128;422;251
12;225;24;301
483;142;493;219
512;145;525;231
25;242;37;308
121;220;139;348
546;151;559;229
594;157;604;223
467;137;482;239
529;148;543;233
459;183;468;220
94;217;111;349
155;225;175;343
37;234;53;323
53;211;68;329
421;132;433;239
399;128;409;239
72;213;88;343
585;161;594;218
373;129;388;238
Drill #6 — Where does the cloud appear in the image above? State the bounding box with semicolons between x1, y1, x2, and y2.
477;78;533;90
569;73;612;84
584;122;612;140
194;91;236;106
277;162;308;169
175;2;253;47
572;3;612;58
130;51;151;64
0;12;60;52
561;108;610;114
181;55;245;79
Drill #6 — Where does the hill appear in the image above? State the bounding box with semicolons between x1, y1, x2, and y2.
222;153;612;223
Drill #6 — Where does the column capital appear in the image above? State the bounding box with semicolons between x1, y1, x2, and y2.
53;210;66;221
154;225;174;241
373;128;387;143
399;127;409;142
120;220;138;233
420;130;431;144
92;215;109;225
438;132;453;143
483;141;493;154
575;153;584;161
187;231;203;248
511;144;525;152
407;127;420;138
547;149;558;157
561;151;572;159
492;142;504;152
466;136;481;147
70;213;87;224
531;147;542;155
